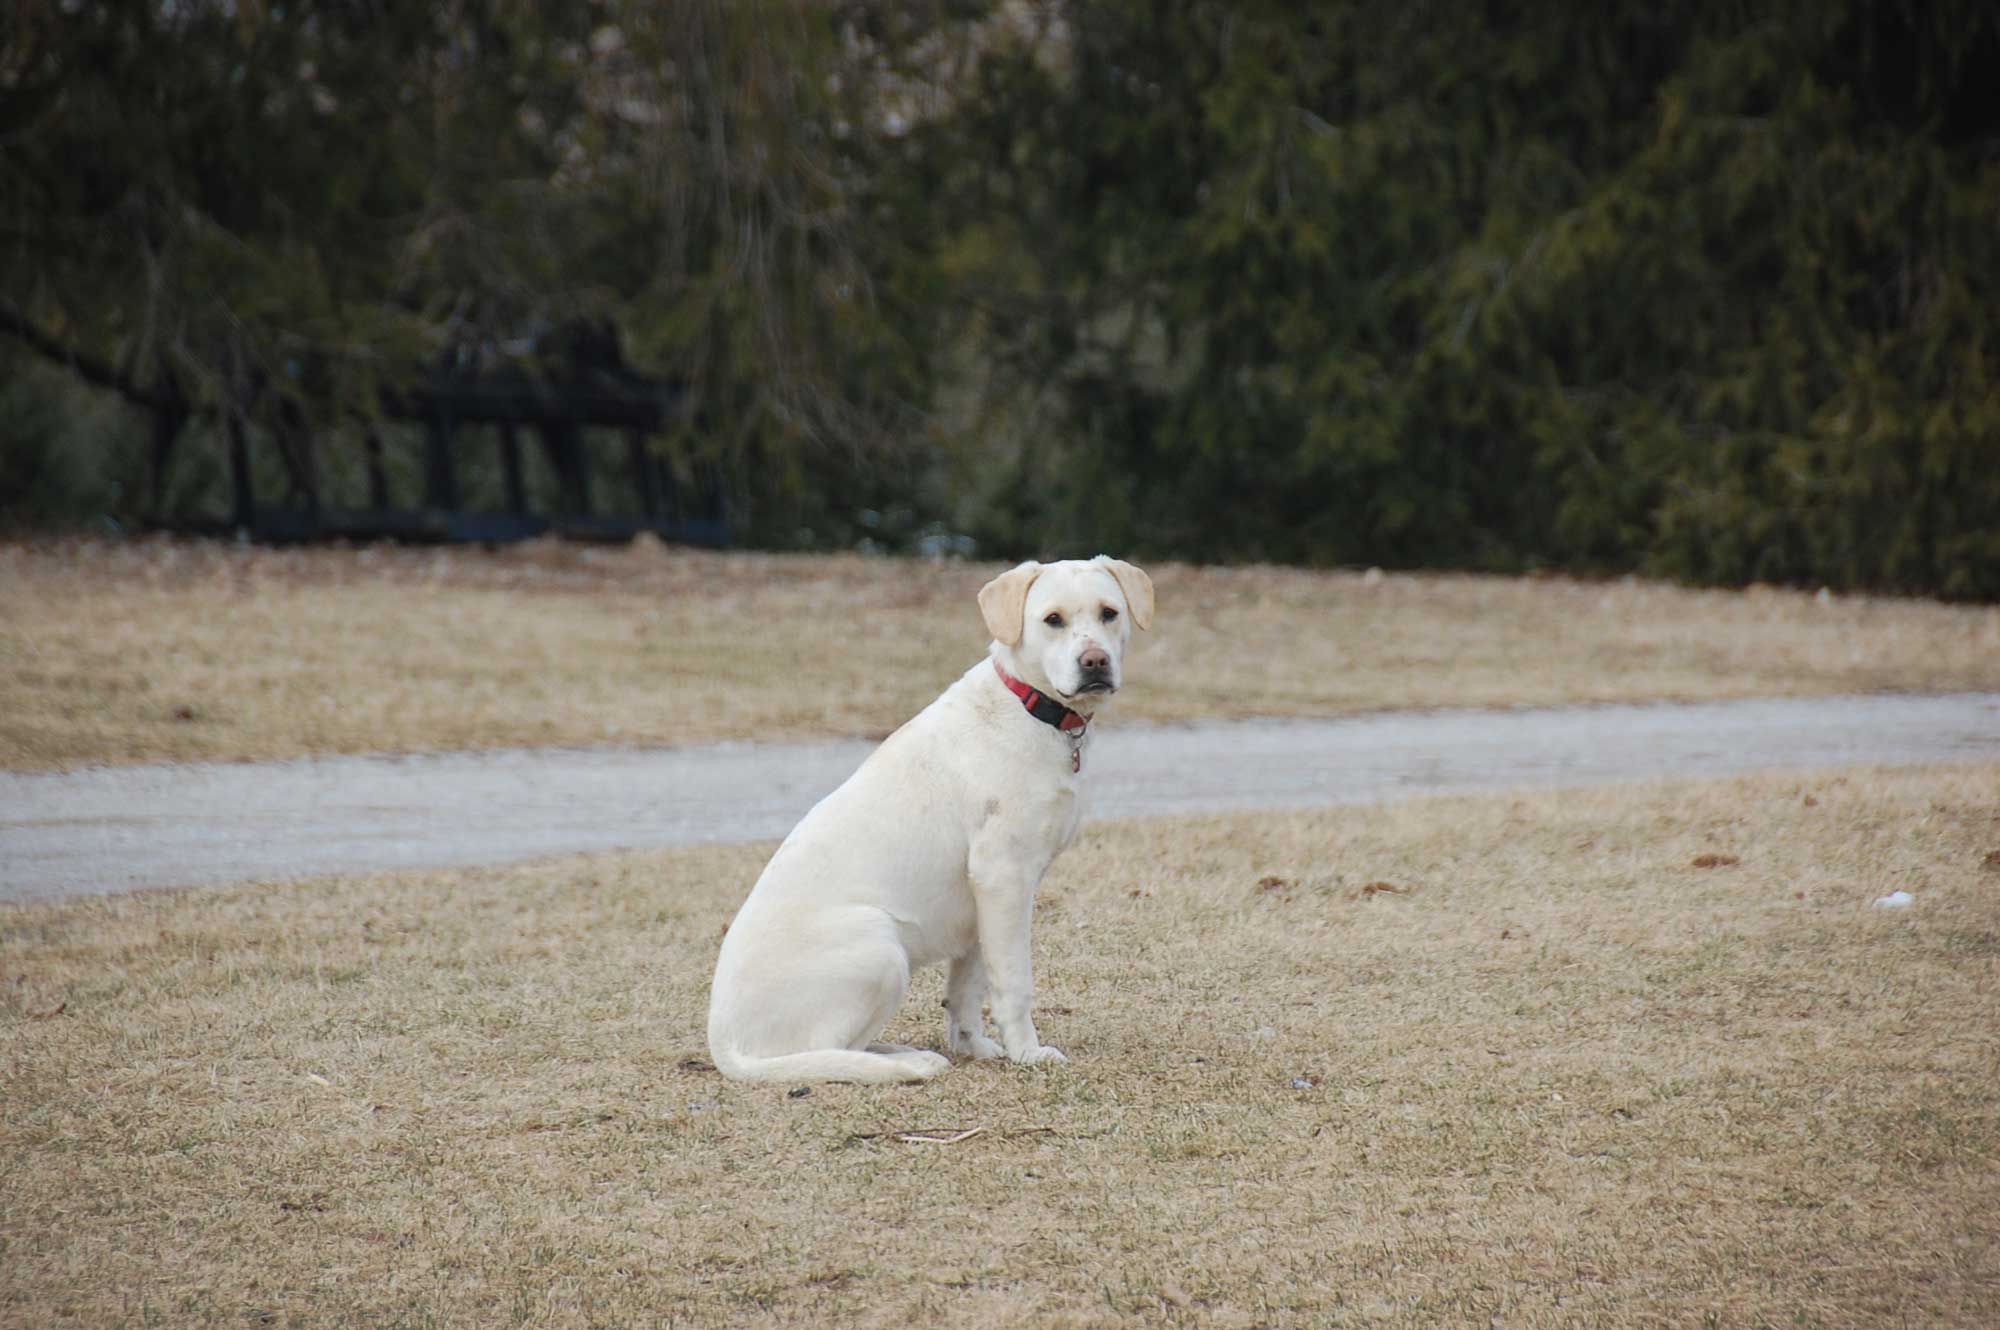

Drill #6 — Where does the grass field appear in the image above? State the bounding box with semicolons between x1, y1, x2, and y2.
6;536;1997;1325
5;536;1999;770
4;764;1997;1327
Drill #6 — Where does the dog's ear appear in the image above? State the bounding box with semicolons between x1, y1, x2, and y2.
1095;556;1154;631
977;561;1043;646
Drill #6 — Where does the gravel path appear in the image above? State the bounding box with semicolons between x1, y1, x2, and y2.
5;692;1998;904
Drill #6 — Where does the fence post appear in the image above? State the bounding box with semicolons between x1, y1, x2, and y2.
499;421;528;515
628;428;661;518
364;428;391;509
225;414;255;533
424;411;459;510
148;398;186;516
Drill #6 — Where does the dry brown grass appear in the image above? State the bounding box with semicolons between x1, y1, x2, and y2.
4;535;1998;770
4;764;1997;1327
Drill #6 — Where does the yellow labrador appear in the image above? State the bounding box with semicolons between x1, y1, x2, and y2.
706;556;1155;1083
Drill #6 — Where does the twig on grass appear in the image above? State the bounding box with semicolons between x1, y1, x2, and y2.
846;1125;1060;1145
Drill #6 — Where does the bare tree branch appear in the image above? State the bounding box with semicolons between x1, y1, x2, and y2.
0;300;169;411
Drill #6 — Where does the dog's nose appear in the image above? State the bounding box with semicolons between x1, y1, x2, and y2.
1079;646;1110;674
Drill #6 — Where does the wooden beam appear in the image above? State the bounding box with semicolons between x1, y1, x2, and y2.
364;428;391;510
225;415;255;533
424;412;459;510
541;422;591;516
627;428;660;517
498;421;527;516
148;401;186;515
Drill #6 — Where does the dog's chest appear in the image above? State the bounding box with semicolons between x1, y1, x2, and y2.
1054;781;1083;851
995;777;1084;861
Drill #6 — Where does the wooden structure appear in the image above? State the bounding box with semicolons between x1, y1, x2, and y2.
152;331;729;547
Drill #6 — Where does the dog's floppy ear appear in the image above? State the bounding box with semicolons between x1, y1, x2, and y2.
977;561;1043;646
1095;556;1154;631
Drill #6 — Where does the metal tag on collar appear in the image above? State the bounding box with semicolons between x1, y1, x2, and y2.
1068;729;1085;773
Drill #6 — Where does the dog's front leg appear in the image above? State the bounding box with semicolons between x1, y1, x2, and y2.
969;840;1065;1066
944;954;1004;1059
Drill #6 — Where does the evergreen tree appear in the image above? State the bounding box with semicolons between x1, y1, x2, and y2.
917;2;2000;596
5;1;1996;596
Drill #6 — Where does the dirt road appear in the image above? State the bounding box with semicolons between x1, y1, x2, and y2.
4;692;1997;903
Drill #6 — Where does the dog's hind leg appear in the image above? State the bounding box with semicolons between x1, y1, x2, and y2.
709;910;947;1083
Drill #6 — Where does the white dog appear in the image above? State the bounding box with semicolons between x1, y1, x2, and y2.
706;555;1155;1083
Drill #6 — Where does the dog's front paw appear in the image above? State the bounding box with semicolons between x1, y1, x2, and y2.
952;1032;1005;1060
1016;1044;1068;1066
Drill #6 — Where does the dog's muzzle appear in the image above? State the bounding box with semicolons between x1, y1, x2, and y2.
1075;646;1115;693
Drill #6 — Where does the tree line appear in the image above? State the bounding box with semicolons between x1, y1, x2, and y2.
4;2;1996;597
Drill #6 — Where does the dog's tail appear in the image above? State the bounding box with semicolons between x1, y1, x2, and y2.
709;1044;948;1085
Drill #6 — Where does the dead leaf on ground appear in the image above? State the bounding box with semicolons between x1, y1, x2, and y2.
1360;881;1408;897
1981;849;2000;871
1256;875;1290;892
1691;853;1741;868
27;1001;66;1019
677;1057;716;1074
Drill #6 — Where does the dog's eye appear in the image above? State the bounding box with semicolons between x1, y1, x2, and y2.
1043;612;1064;629
1100;606;1119;623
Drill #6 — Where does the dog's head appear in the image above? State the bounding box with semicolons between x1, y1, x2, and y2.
978;556;1154;711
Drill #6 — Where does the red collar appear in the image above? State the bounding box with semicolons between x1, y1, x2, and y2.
992;658;1089;733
